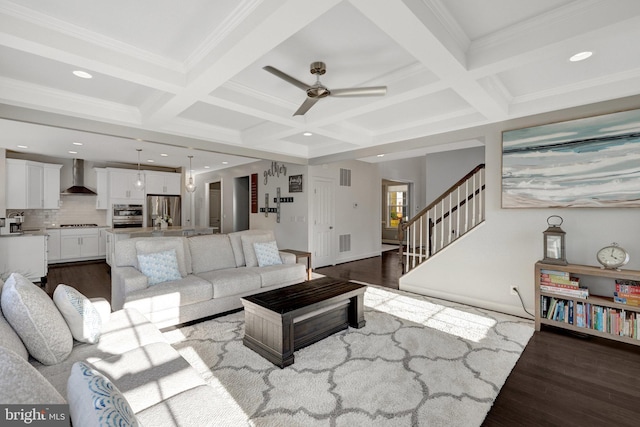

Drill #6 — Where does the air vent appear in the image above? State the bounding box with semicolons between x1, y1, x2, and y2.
340;168;351;186
339;234;351;252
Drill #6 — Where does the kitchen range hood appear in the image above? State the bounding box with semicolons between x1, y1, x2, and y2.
61;159;97;195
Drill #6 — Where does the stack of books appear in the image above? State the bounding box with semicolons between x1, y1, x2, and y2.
540;269;588;299
613;279;640;306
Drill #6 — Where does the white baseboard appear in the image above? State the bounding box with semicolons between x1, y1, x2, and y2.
399;283;534;320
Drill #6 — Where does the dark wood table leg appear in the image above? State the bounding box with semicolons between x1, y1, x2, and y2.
348;293;366;328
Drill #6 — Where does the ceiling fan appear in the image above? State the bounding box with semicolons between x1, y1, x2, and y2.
263;61;387;116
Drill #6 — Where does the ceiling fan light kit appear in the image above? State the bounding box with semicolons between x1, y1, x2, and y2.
264;61;387;116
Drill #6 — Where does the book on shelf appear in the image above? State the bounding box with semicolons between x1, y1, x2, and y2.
540;273;580;287
613;293;640;307
615;279;640;295
540;269;570;277
540;284;589;298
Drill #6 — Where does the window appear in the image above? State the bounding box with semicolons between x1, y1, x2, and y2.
386;184;408;228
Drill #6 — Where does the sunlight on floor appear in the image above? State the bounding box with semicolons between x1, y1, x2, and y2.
364;286;496;343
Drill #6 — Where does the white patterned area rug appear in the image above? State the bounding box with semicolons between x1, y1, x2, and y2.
163;284;534;427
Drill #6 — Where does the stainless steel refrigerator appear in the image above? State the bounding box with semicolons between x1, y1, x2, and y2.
147;195;181;227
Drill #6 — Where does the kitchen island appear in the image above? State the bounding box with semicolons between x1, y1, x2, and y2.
104;226;215;266
0;232;48;282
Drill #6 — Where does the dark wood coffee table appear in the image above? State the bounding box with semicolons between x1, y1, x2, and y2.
241;277;366;368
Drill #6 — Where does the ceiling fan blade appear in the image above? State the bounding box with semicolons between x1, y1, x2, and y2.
330;86;387;97
263;66;309;91
293;97;319;116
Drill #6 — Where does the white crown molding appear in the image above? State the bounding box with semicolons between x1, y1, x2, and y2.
0;0;184;73
420;0;470;52
0;76;141;124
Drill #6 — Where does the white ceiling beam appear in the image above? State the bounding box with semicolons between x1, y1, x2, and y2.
350;0;508;122
145;0;342;125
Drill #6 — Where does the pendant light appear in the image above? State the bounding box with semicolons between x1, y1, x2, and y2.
186;155;196;193
134;149;144;191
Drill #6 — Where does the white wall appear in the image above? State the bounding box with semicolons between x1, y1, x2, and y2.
400;98;640;318
425;146;485;206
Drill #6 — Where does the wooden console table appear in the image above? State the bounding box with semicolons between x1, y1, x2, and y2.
241;277;366;368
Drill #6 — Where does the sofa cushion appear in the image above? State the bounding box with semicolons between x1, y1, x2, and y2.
136;237;191;277
90;342;206;413
196;268;261;298
248;263;307;288
1;273;73;365
137;249;183;285
241;232;276;267
124;275;213;313
254;241;283;267
228;229;275;267
0;346;66;404
53;284;102;344
68;362;141;427
188;234;236;273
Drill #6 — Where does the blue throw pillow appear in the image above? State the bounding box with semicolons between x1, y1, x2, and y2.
137;249;182;285
253;241;283;267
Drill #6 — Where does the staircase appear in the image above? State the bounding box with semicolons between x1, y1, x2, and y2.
398;164;485;274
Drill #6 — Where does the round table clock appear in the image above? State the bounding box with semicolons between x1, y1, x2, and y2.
596;243;630;270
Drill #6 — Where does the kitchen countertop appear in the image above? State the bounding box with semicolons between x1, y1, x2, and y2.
106;226;214;234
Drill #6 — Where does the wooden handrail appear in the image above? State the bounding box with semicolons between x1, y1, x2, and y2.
400;163;485;231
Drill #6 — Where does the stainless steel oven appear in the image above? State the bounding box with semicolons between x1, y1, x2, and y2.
112;204;143;228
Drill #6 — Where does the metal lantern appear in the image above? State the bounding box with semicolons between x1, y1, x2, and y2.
542;215;567;265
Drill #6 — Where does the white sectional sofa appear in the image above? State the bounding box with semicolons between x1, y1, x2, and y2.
0;273;247;426
111;229;307;328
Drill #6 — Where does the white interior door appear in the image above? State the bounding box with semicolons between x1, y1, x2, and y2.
312;177;335;268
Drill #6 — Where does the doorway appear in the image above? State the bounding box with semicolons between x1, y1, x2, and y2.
382;180;411;245
233;176;250;232
208;181;221;233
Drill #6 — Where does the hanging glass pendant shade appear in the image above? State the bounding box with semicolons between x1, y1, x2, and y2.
186;155;196;193
134;149;145;191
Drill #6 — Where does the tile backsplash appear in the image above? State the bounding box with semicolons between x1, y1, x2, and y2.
9;195;107;228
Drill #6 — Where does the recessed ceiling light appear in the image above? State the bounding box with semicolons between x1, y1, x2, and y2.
72;70;93;79
303;132;313;136
222;161;229;165
68;151;77;154
160;153;168;157
17;145;28;149
72;142;83;146
569;51;593;62
377;154;385;157
204;166;210;169
147;159;155;163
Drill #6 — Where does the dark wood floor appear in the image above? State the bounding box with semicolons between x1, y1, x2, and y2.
47;251;640;426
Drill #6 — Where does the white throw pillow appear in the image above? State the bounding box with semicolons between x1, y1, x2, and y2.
241;233;276;267
137;249;182;285
1;273;73;365
53;284;102;344
253;241;283;267
68;362;140;427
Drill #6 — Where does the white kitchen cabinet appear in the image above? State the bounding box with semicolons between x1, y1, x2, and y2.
60;228;100;260
0;234;47;282
107;168;144;202
5;159;62;209
98;228;107;256
145;171;181;195
94;168;108;210
47;229;61;262
43;164;62;209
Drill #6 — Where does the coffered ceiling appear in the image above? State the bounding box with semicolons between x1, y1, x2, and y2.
1;0;640;172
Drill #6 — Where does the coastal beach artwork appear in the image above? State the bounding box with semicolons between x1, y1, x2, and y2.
502;109;640;208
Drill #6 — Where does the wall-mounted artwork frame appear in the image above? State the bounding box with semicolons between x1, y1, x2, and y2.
289;174;303;193
502;108;640;208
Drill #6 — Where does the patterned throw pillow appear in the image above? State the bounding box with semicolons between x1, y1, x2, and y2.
253;241;283;267
67;362;140;427
137;249;182;285
53;284;102;344
1;273;73;365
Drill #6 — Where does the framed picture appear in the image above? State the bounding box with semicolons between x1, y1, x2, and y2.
289;174;303;193
502;108;640;208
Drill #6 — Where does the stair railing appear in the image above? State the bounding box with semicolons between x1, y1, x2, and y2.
398;164;485;274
